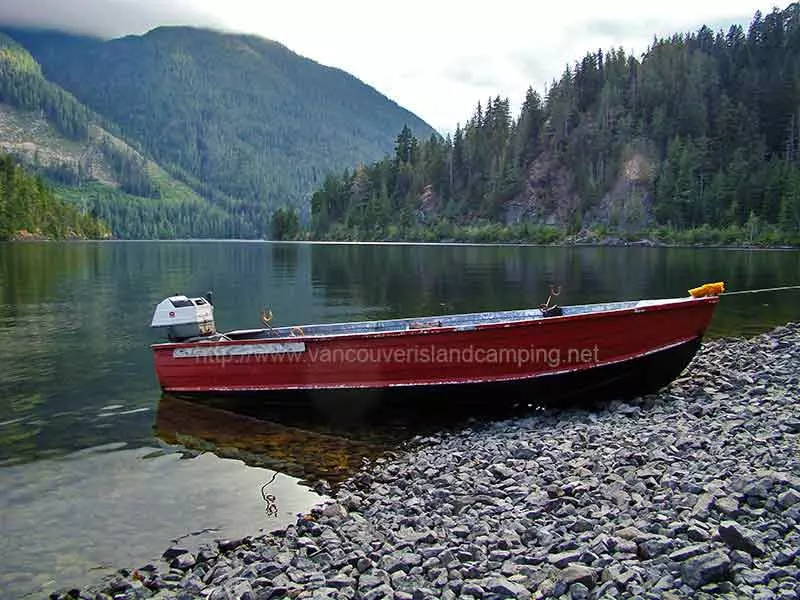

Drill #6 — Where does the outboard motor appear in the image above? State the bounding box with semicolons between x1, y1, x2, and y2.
151;294;216;342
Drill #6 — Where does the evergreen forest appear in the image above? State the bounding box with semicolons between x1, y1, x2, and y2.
0;153;109;240
310;5;800;246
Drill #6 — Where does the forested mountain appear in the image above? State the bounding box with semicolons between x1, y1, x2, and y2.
0;153;109;240
1;26;437;237
0;33;89;139
1;32;249;238
311;5;800;245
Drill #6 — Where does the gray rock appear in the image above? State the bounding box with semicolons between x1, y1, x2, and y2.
778;489;800;509
767;566;794;581
418;546;446;560
262;586;288;599
601;564;641;589
357;557;374;573
610;537;637;554
739;476;773;500
380;552;422;573
718;521;767;557
490;463;516;479
548;550;583;568
321;501;347;518
593;580;619;598
231;581;254;599
572;516;595;533
715;496;740;515
669;543;709;562
510;446;537;460
681;551;731;589
170;552;196;570
460;582;486;597
614;526;651;542
162;546;190;560
730;549;754;567
638;536;673;559
218;537;249;552
686;526;711;542
485;577;530;599
358;573;385;591
570;581;590;599
693;489;722;517
327;574;356;589
558;565;597;588
197;547;219;563
363;584;394;600
737;568;768;585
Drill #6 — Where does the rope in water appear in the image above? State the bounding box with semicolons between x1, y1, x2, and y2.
721;285;800;296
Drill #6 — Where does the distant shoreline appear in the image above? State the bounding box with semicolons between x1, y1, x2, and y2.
4;237;799;250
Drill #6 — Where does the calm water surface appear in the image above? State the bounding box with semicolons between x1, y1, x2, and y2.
1;241;799;597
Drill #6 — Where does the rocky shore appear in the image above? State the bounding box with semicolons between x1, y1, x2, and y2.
58;324;799;600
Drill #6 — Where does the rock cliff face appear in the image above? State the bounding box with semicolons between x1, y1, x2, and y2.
508;147;657;232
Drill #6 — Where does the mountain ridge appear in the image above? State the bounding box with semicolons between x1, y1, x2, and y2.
0;32;249;238
0;24;438;238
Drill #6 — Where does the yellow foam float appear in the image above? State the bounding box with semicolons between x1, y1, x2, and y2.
688;281;726;298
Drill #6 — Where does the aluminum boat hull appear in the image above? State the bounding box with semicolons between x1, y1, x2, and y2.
152;296;719;413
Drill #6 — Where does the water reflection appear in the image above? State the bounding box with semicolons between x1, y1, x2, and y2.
309;244;800;337
272;242;300;277
1;242;797;466
155;395;387;488
1;241;798;598
153;392;561;489
0;440;321;599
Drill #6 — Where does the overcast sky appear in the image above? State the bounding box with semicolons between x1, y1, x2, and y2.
0;0;776;133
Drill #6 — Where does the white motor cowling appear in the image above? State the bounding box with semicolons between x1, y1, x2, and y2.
151;294;216;342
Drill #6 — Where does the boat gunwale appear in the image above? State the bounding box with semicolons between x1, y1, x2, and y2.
151;295;719;351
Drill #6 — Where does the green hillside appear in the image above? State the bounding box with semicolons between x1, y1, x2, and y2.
309;4;800;246
1;26;438;236
0;33;254;238
0;152;109;240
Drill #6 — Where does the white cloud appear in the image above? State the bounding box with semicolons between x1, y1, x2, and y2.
186;0;775;133
0;0;777;133
0;0;219;38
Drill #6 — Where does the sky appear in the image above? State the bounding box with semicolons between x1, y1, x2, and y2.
0;0;777;133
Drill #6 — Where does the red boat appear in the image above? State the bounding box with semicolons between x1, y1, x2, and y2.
150;284;723;414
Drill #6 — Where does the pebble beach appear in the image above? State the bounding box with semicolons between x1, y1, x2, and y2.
56;323;799;600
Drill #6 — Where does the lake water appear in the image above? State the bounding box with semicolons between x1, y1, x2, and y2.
1;241;799;597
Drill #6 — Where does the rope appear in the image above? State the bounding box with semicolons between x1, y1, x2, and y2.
261;471;279;518
721;285;800;296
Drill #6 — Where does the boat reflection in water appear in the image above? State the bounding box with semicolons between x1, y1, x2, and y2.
152;391;532;506
154;394;392;491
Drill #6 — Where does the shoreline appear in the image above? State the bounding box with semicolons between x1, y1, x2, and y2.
54;323;800;599
4;237;799;250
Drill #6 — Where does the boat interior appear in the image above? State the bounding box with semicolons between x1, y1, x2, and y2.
210;297;689;342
